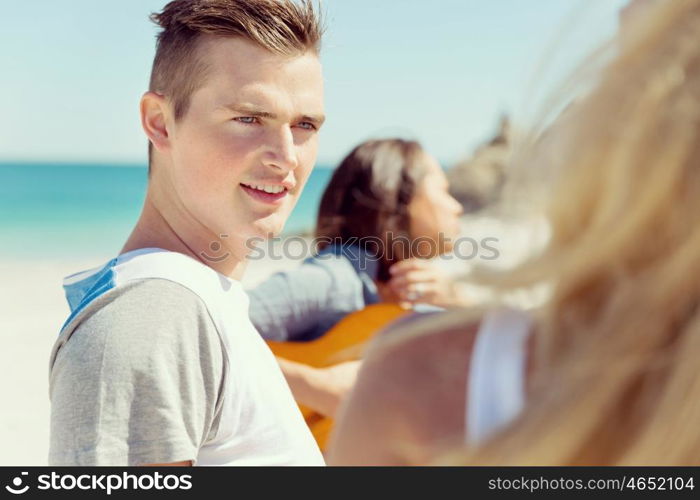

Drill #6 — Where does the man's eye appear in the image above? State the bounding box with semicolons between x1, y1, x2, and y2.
234;116;258;124
296;121;317;131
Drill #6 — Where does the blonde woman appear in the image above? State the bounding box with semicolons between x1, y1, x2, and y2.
329;0;700;465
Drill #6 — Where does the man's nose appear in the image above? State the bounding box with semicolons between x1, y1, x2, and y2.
263;126;298;172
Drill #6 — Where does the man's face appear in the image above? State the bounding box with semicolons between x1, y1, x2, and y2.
162;36;324;247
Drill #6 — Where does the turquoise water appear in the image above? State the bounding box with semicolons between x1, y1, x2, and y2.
0;163;334;258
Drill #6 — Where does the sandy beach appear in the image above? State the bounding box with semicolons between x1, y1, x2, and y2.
1;258;82;466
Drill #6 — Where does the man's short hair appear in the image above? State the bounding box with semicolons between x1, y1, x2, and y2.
147;0;323;169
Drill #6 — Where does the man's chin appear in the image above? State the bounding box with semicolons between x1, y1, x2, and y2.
250;216;285;240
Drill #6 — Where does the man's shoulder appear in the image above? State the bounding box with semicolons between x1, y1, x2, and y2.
84;278;215;327
52;278;223;370
49;280;227;467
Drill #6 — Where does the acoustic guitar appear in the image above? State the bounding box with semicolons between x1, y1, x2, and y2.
267;303;412;450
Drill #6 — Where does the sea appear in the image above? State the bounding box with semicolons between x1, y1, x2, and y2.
0;162;335;259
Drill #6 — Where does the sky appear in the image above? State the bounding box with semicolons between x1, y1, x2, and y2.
0;0;628;167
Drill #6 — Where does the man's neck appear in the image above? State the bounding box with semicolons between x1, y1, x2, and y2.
121;191;248;280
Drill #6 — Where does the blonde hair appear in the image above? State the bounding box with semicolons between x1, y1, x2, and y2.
453;0;700;465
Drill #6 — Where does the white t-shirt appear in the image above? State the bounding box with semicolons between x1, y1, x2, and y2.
49;248;324;466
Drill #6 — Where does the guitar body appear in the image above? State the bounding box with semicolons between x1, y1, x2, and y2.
267;303;411;449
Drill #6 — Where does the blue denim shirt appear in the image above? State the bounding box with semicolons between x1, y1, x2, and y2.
247;244;381;341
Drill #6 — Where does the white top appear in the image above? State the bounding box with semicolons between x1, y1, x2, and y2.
466;307;532;444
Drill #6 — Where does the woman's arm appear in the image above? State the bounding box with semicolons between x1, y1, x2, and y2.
247;263;335;341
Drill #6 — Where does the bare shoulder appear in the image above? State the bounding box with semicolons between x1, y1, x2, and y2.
372;307;482;366
366;308;482;433
328;308;482;465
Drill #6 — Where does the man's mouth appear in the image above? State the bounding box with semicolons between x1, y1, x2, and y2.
240;182;289;204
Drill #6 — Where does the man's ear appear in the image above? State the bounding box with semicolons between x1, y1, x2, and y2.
140;91;171;154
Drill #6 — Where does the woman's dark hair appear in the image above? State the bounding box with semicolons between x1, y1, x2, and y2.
315;139;429;282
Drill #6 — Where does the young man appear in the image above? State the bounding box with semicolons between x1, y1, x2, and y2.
49;0;326;466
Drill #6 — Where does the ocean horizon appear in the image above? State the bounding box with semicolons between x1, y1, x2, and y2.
0;162;334;260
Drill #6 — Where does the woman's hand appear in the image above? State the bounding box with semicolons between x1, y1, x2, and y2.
387;258;466;308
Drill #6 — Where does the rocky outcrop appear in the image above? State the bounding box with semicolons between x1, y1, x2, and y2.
447;116;510;214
